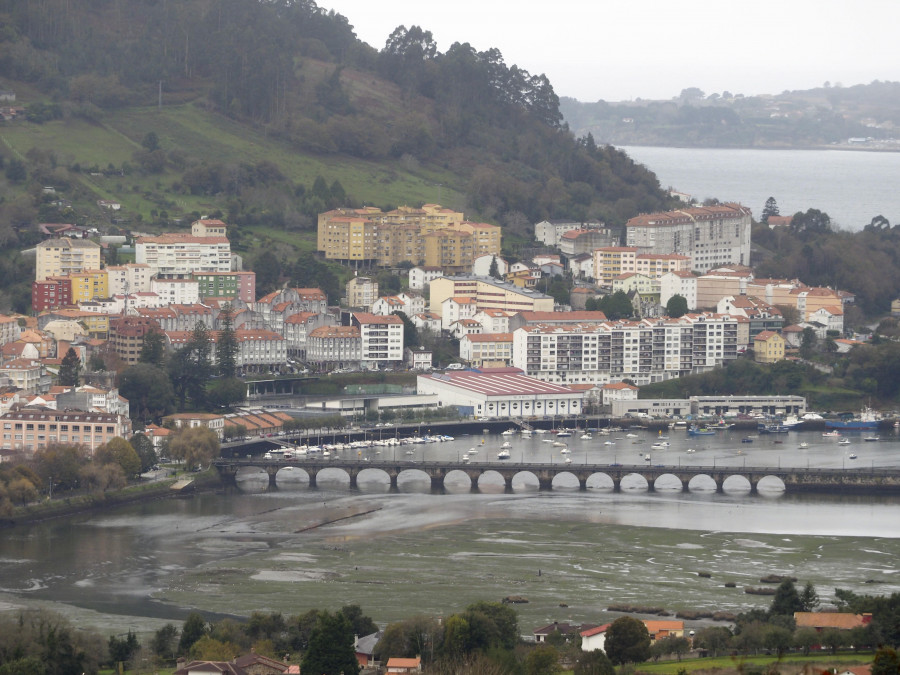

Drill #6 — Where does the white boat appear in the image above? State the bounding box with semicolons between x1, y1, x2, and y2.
644;454;651;461
686;448;696;453
564;457;572;464
604;441;615;446
650;442;669;450
552;441;567;447
534;429;548;434
849;453;858;460
838;438;851;446
501;441;512;449
542;439;555;444
560;447;570;454
468;447;478;454
798;442;809;449
580;434;592;440
497;449;511;460
626;433;639;438
556;430;573;438
864;435;880;442
501;429;516;436
823;430;842;437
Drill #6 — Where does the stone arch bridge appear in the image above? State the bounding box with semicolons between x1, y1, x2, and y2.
212;458;900;494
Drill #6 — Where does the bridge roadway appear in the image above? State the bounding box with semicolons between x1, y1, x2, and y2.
212;458;900;494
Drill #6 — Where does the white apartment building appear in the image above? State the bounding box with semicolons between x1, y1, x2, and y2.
106;263;153;295
136;233;231;277
441;296;478;330
150;277;200;305
473;309;515;334
351;312;404;368
371;292;425;317
164;329;287;371
0;315;22;347
512;313;739;386
659;271;698;310
625;204;752;273
408;266;444;291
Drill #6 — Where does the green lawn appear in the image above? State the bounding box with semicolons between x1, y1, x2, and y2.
634;651;872;674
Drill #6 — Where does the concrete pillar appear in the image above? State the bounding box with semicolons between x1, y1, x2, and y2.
308;470;317;489
389;474;398;490
538;477;553;491
349;471;358;489
647;478;655;493
749;480;758;494
268;470;278;490
431;475;444;491
505;475;515;493
612;478;622;492
578;477;588;491
715;478;724;493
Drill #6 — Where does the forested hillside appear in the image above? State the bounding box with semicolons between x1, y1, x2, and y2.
0;0;671;249
561;81;900;148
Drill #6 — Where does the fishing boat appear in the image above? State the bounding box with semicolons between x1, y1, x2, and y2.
825;406;882;430
709;419;735;430
822;430;842;438
688;425;716;436
497;448;511;460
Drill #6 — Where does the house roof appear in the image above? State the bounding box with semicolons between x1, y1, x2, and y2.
602;382;638;390
534;621;578;635
386;657;421;668
794;612;869;630
580;623;611;637
754;330;782;341
420;371;578;397
644;620;685;632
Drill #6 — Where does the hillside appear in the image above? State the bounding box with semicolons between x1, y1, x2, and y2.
0;0;672;286
561;81;900;148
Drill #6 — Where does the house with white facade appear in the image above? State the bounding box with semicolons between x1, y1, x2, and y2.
408;266;444;291
473;309;515;334
659;270;698;310
459;333;514;368
351;312;404;369
471;254;508;277
440;296;478;330
150;277;200;305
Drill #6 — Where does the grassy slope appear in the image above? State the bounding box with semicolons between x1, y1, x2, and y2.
0;102;465;227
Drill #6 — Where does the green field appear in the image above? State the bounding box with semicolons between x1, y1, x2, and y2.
0;104;465;228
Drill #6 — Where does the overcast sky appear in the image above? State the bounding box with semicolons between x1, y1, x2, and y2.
322;0;900;102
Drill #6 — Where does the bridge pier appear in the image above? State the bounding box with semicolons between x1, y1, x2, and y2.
348;470;358;489
308;470;317;488
749;480;758;494
216;466;238;488
431;475;444;491
714;479;724;494
268;470;278;490
389;474;398;490
612;478;621;492
538;477;553;491
647;480;655;493
578;478;588;491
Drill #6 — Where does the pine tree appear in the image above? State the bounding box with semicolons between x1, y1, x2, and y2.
761;196;780;224
301;611;360;675
217;304;238;378
489;255;501;279
58;347;82;387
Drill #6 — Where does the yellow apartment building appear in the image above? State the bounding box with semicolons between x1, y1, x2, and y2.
35;238;102;281
753;330;785;363
68;270;109;303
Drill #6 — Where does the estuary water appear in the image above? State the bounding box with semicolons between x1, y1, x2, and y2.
620;146;900;230
1;428;899;636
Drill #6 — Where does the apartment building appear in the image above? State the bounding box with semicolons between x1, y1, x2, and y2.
371;293;425;317
695;266;754;309
511;313;739;386
459;333;514;368
106;263;153;295
350;312;404;368
109;316;162;365
150;277;200;305
534;219;609;247
593;247;637;286
68;270;108;303
164;329;287;371
193;271;256;303
659;271;698;310
0;406;132;456
625;204;752;273
307;325;361;369
136;233;231;277
317;205;499;269
35;238;102;281
429;276;554;317
32;277;73;312
191;218;228;238
346;276;379;308
283;312;336;359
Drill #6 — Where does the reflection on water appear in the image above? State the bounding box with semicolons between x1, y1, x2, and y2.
1;430;898;634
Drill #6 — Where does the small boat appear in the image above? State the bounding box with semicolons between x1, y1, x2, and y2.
564;457;572;464
822;430;842;438
626;433;639;438
741;437;754;444
864;435;880;442
580;433;592;440
688;425;716;436
497;449;511;460
651;442;669;450
556;430;573;438
552;441;567;448
542;439;555;444
604;441;615;446
686;448;696;453
849;453;858;460
501;429;516;436
644;454;651;461
501;441;512;449
560;447;570;454
838;438;851;446
798;442;809;449
468;447;478;455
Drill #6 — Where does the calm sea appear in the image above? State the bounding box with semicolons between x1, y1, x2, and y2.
620;146;900;230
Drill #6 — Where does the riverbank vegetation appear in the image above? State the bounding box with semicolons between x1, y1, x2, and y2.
4;580;899;675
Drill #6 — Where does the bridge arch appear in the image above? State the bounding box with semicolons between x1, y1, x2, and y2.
585;472;615;491
619;472;650;492
721;474;753;493
754;474;787;494
650;473;686;492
